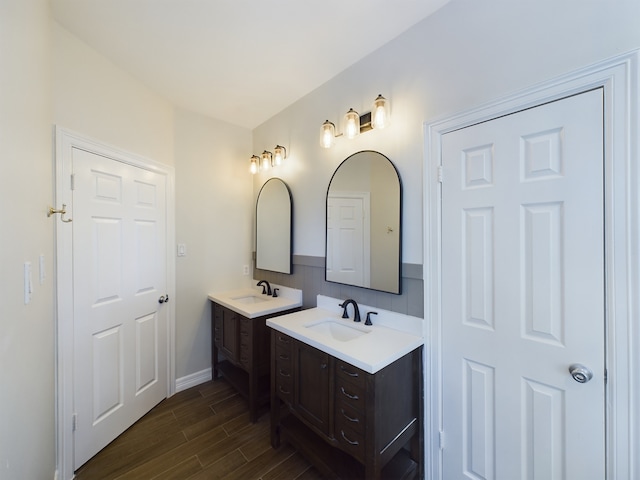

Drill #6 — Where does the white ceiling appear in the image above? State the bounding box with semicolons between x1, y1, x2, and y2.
51;0;450;129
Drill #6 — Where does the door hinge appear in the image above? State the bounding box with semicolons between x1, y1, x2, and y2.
70;173;75;191
437;166;444;183
72;413;78;432
439;430;445;450
604;368;608;384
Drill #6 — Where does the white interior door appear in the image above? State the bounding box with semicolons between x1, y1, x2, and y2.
326;193;370;287
441;89;604;479
72;147;168;469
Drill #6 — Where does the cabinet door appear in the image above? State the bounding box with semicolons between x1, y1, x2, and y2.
293;341;332;436
220;307;238;361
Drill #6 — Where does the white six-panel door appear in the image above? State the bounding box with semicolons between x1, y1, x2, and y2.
441;89;605;479
72;147;168;469
326;194;370;287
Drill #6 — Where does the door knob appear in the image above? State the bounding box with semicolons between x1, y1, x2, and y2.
158;295;165;304
569;363;593;383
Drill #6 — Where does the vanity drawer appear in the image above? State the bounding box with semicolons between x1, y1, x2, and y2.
275;343;292;365
335;360;367;390
213;318;222;347
335;398;365;434
274;332;292;349
336;423;365;462
335;378;366;412
275;373;293;404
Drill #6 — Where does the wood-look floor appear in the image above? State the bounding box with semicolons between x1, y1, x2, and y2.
74;379;325;480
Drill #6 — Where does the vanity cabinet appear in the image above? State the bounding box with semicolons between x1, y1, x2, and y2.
271;331;423;480
211;301;299;422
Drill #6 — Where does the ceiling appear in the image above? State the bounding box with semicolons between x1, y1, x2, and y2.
51;0;450;129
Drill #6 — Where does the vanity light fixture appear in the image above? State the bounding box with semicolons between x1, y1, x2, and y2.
320;94;390;148
273;145;287;166
250;146;288;174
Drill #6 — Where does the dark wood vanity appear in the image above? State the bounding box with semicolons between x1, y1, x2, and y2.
270;330;423;480
211;301;299;422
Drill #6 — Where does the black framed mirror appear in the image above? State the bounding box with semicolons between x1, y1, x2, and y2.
325;151;402;294
256;178;292;274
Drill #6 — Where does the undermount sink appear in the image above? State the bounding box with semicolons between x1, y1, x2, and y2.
305;319;369;342
230;295;268;304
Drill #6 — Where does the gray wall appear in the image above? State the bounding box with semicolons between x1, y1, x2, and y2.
255;256;423;317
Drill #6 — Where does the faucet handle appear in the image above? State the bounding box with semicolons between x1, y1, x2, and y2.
272;288;279;298
339;302;349;318
365;311;378;326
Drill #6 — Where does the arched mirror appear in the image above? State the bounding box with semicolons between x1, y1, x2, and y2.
326;151;402;294
256;178;292;274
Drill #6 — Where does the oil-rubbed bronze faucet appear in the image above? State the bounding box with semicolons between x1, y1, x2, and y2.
339;299;361;323
256;280;272;295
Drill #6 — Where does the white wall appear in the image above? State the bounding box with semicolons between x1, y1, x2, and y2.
252;0;640;267
0;0;55;478
173;108;252;378
53;22;175;166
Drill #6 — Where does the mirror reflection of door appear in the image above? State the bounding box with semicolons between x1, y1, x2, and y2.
325;151;401;294
326;192;370;287
256;178;292;274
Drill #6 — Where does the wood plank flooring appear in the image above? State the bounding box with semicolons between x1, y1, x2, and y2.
74;379;326;480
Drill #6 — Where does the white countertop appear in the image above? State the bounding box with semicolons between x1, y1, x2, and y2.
266;295;424;374
208;285;302;319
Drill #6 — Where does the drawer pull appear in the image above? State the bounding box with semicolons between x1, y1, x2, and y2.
340;386;359;400
240;331;249;336
320;363;328;370
279;385;290;395
278;336;290;344
279;354;289;360
340;365;359;378
340;430;359;446
279;369;290;377
340;408;359;423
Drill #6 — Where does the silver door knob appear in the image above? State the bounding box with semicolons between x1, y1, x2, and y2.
569;364;593;383
158;295;166;304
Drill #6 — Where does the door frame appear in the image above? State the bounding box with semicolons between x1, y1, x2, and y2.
53;127;176;480
424;51;639;480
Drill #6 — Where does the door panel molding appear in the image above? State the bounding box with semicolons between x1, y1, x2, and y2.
54;127;176;480
424;50;640;480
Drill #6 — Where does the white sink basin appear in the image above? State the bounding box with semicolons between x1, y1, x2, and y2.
230;295;268;304
305;319;369;342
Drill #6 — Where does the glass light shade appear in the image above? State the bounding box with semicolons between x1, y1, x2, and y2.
273;145;286;166
372;94;389;129
250;155;259;174
320;120;336;148
344;108;360;139
261;151;272;170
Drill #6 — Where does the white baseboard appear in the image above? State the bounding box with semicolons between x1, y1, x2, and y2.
175;368;212;393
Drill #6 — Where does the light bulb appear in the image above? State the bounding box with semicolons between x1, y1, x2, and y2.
372;94;389;129
249;155;259;174
261;151;272;170
320;120;335;148
273;145;286;166
344;108;360;139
